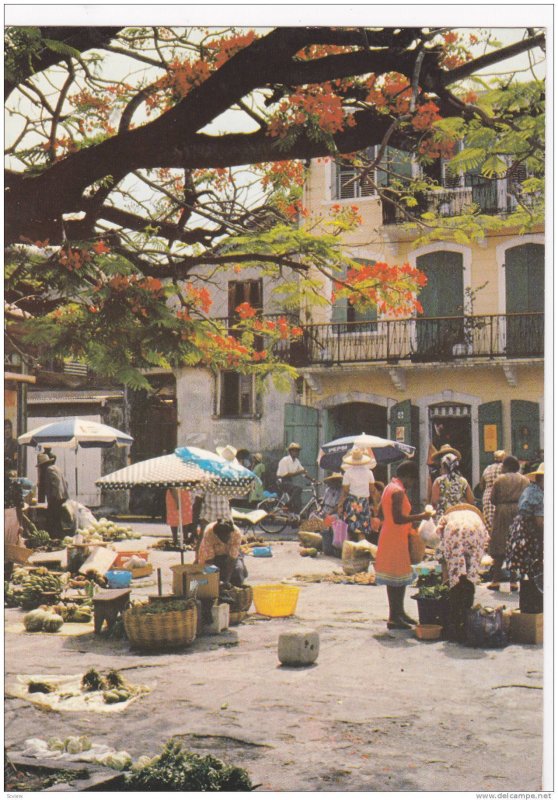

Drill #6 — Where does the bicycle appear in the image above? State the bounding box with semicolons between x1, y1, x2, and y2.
257;479;325;534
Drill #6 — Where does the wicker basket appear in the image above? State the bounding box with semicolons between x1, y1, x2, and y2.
228;585;253;613
123;605;197;650
299;518;327;533
298;531;323;549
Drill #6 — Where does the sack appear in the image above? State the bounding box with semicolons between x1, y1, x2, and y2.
465;605;508;648
332;518;349;548
418;517;439;548
76;504;97;530
408;531;426;564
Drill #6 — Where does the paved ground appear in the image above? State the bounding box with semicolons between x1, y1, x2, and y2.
4;522;546;792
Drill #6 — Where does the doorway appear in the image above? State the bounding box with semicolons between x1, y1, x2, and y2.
428;404;472;486
328;402;388;483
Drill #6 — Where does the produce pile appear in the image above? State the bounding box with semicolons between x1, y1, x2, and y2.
128;598;196;615
293;572;376;585
62;518;141;545
125;740;254;792
23;607;64;633
8;567;64;609
81;668;140;704
18;736;133;771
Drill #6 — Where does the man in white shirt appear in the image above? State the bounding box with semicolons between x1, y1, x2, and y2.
276;443;308;512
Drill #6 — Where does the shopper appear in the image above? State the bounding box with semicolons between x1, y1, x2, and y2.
488;455;529;592
336;448;376;542
435;504;489;642
375;461;433;630
431;447;475;521
507;463;544;612
479;450;506;532
165;488;193;547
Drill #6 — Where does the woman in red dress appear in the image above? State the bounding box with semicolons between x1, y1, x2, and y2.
375;461;433;630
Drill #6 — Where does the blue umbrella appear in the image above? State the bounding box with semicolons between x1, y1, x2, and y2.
318;433;415;472
175;446;256;497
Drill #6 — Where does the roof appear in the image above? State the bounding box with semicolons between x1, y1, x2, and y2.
28;389;124;405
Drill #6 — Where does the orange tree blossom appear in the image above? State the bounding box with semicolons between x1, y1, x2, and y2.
4;26;544;388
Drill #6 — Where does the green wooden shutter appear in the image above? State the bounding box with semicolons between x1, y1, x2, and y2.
389;400;420;510
478;401;503;474
416;251;465;359
505;244;544;356
284;403;320;479
511;400;540;463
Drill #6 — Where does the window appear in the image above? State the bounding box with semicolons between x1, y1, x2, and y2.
332;146;412;200
218;372;257;417
228;279;263;320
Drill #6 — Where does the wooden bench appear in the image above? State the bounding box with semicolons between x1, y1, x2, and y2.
92;588;131;634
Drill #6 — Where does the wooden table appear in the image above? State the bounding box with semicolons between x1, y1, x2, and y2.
92;588;131;634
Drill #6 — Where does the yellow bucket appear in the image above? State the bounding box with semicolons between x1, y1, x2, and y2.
252;584;300;617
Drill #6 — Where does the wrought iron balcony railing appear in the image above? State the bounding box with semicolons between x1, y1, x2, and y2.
280;313;544;367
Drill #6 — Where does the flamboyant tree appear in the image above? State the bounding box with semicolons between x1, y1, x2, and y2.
5;26;545;387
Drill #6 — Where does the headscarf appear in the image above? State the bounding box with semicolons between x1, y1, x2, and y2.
441;453;460;476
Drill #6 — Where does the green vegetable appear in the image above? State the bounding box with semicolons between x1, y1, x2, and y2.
24;608;50;631
124;740;254;791
103;689;125;704
130;598;196;616
28;680;56;693
105;669;126;689
81;668;106;692
42;612;64;632
47;737;65;751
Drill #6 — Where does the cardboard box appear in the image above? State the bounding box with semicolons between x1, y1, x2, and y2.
171;564;219;599
510;610;543;645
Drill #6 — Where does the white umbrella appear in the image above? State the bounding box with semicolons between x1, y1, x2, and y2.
317;432;415;472
19;416;133;497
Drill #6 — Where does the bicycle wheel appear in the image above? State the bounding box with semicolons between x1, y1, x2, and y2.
260;511;289;534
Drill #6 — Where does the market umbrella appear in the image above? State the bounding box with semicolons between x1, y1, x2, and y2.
96;454;213;547
317;433;415;472
19;416;133;497
175;446;256;497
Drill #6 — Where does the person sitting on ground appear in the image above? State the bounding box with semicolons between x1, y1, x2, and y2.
337;448;376;542
196;518;247;587
488;455;529;592
430;446;475;522
276;443;308;513
435;504;489;642
322;473;343;516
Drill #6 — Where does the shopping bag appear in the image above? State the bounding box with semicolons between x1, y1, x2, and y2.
465;605;508;648
332;518;348;548
408;530;426;564
418;517;439;547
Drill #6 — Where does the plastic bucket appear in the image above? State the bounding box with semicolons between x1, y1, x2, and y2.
414;596;450;628
105;570;132;589
253;584;300;617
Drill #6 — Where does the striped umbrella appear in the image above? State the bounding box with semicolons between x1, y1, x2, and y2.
95;454;210;490
175;446;256;498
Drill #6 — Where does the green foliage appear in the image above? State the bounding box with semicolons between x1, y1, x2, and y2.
125;740;254;792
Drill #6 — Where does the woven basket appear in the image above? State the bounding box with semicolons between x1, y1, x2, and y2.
123;605;197;650
229;610;247;625
299;518;327;533
298;531;323;550
228;585;253;613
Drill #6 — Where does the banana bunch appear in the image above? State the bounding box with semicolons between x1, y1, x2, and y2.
19;570;63;609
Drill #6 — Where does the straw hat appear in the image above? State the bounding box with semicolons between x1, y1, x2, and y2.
526;462;544;480
432;443;462;462
253;452;263;463
37;452;55;466
445;503;485;522
342;447;372;467
493;450;506;462
324;472;343;482
287;442;301;451
217;445;237;462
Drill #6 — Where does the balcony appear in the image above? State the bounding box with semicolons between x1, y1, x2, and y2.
381;180;515;225
281;313;544;367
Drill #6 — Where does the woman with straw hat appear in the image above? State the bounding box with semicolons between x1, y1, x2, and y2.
506;463;544;613
479;450;506;533
336;448;376;542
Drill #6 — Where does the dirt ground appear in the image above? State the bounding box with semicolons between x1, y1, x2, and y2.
4;524;546;793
